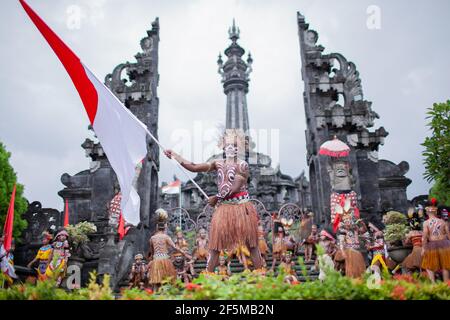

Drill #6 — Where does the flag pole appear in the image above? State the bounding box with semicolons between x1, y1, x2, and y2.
144;128;209;200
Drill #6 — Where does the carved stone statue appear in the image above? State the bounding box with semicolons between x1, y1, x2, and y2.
173;252;195;284
327;158;360;233
328;160;353;192
128;253;147;289
214;252;231;280
193;228;209;261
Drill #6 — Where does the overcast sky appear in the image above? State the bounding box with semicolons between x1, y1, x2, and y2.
1;0;448;211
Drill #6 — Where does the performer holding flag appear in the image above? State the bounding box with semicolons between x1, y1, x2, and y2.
164;129;264;272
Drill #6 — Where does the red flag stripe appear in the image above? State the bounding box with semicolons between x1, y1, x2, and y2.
3;185;16;252
64;199;69;227
118;212;125;240
19;0;98;124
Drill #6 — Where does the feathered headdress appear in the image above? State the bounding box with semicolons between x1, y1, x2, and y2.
281;218;294;230
425;198;438;215
319;230;335;242
134;253;143;260
155;208;168;229
42;231;53;241
219;251;228;260
217;128;248;155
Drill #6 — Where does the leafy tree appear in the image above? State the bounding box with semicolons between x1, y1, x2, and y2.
421;101;450;206
0;142;28;241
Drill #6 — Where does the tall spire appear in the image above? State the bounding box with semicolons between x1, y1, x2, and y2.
218;20;253;131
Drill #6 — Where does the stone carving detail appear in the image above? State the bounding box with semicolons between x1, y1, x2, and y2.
21;201;62;245
14;201;62;267
297;11;411;225
278;203;302;223
167;207;196;235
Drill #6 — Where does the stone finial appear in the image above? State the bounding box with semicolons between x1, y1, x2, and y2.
228;18;240;42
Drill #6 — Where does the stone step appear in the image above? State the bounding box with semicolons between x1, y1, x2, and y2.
192;255;319;282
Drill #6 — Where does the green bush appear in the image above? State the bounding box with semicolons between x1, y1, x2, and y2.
384;211;407;225
1;267;449;300
385;224;410;244
0;142;28;243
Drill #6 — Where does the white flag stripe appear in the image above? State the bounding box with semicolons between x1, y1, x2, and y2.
84;65;148;226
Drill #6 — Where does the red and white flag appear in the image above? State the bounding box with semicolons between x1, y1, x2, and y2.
161;180;181;195
20;0;148;225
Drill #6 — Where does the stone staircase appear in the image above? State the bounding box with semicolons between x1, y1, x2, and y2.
192;251;319;282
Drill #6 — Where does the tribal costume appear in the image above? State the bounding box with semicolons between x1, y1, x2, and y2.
147;233;178;285
403;230;423;271
193;229;209;261
257;226;269;260
335;228;366;278
28;232;54;281
208;159;259;251
46;230;70;286
368;233;394;273
164;129;263;272
0;242;17;286
421;217;450;272
128;254;147;289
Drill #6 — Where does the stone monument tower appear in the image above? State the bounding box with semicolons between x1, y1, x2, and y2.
297;12;411;226
178;21;306;216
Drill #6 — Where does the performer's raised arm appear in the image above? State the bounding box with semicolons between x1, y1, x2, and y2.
164;149;215;173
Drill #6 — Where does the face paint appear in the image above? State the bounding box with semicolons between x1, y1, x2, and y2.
224;143;237;158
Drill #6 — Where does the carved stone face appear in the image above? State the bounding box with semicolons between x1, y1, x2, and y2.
330;161;352;191
334;163;348;177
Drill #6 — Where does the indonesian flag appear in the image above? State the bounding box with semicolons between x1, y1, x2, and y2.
161;180;181;195
20;0;148;225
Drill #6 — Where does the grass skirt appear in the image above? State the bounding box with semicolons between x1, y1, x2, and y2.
147;258;177;285
343;248;366;278
403;246;423;270
421;239;450;272
194;248;209;260
259;239;269;255
209;201;259;251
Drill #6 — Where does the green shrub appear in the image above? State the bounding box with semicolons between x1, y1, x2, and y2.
385;224;410;244
384;211;408;225
1;268;449;300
